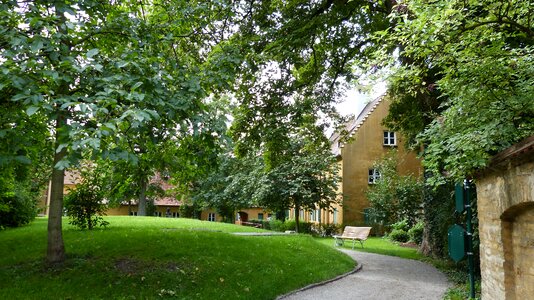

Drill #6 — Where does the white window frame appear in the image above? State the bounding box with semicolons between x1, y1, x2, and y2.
383;131;397;146
208;212;216;222
368;168;381;184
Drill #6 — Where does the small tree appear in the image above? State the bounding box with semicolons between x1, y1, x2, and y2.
64;166;109;230
366;150;423;228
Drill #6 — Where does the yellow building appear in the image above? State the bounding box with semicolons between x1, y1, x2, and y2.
40;171;270;223
332;95;422;225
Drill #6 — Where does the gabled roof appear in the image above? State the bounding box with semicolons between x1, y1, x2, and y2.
330;95;385;156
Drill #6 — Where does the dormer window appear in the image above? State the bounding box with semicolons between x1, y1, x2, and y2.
383;131;396;146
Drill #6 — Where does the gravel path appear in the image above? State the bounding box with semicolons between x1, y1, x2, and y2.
281;249;451;300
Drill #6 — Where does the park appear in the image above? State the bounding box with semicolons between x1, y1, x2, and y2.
1;1;533;299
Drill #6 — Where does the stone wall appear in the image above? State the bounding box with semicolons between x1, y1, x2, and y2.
476;136;534;300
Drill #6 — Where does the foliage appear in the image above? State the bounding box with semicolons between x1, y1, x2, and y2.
388;229;410;243
0;217;355;299
0;0;243;262
376;0;534;184
390;219;409;232
366;150;424;227
64;166;109;230
408;221;424;245
230;0;393;157
188;152;261;222
311;223;342;237
420;180;457;257
0;176;38;229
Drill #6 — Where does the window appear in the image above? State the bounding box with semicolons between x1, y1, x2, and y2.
333;208;338;224
172;212;179;218
258;213;264;220
368;169;381;184
208;213;216;222
316;209;321;223
154;211;162;217
383;131;396;146
129;211;137;216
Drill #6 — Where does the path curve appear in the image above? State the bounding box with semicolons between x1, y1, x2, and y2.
280;249;451;300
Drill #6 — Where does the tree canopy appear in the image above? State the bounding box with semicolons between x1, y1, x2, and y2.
378;0;534;183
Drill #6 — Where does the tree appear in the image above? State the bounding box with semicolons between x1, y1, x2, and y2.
1;88;52;228
366;150;424;227
0;1;241;263
64;164;109;230
376;0;534;184
243;125;341;233
229;1;394;161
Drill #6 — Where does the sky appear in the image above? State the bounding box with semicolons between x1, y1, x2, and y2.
336;81;387;118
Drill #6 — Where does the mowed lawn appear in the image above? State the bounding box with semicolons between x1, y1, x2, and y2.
0;217;355;300
315;236;425;260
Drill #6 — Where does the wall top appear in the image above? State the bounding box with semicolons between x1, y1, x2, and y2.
477;135;534;177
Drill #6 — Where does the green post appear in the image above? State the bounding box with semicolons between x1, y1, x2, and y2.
465;180;476;299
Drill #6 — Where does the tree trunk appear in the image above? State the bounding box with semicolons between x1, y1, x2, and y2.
47;114;67;264
137;177;147;216
294;202;300;233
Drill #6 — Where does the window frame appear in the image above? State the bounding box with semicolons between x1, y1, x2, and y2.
368;168;381;184
208;212;216;222
383;131;397;146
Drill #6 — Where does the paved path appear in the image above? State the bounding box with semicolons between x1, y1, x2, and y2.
282;249;451;300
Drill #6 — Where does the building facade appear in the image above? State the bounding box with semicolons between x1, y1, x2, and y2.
332;95;422;225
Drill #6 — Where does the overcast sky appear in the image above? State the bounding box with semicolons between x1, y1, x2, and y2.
336;81;387;118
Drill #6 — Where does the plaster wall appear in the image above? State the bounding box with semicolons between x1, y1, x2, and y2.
340;97;421;224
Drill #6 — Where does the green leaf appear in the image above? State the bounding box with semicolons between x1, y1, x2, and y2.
87;48;99;58
26;106;39;116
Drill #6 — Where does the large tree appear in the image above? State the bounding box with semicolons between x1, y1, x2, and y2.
377;0;534;183
0;0;240;263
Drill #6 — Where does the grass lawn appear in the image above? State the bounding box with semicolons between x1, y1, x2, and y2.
0;217;354;300
314;236;425;260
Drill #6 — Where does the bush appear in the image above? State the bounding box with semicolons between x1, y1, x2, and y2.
389;229;409;243
311;223;342;237
268;219;284;231
408;221;424;244
0;189;37;228
64;186;109;230
0;179;38;229
391;219;409;231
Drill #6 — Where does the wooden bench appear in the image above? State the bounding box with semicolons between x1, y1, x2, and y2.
333;226;372;249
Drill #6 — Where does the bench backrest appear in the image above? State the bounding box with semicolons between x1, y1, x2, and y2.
342;226;372;239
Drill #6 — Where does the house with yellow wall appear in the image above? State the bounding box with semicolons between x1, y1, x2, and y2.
40;171;270;224
286;94;421;227
332;94;422;225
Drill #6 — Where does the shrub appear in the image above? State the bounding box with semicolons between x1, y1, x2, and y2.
268;219;284;231
311;223;342;237
64;186;109;230
389;229;409;243
391;219;409;231
64;166;109;230
408;221;424;244
0;178;38;228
